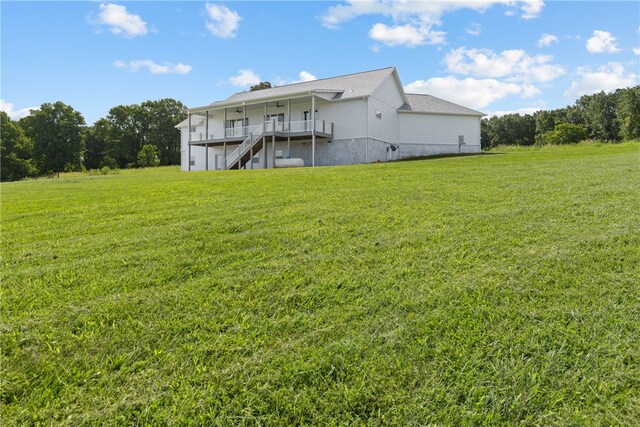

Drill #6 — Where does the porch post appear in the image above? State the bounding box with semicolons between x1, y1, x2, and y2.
223;108;227;169
272;133;276;169
311;94;316;167
243;104;247;136
287;99;291;157
205;110;209;170
249;147;253;169
262;136;267;169
188;113;192;171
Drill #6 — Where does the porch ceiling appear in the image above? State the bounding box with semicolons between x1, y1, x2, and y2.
189;90;341;115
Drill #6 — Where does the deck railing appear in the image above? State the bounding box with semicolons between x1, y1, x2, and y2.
225;123;265;167
191;119;333;143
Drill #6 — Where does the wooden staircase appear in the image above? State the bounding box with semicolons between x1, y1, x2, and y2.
225;123;265;169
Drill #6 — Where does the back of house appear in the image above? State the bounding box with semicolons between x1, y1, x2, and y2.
177;67;484;171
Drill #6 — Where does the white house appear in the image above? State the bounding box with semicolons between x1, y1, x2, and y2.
178;67;484;171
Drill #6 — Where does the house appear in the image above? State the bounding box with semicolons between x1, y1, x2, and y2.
177;67;484;171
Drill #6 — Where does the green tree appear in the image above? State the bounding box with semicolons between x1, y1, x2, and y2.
84;118;110;170
250;82;272;91
480;114;536;148
616;86;640;140
1;111;35;181
137;144;160;167
534;110;556;135
138;99;187;165
103;99;186;168
541;123;588;145
104;104;145;168
576;91;620;141
22;102;86;174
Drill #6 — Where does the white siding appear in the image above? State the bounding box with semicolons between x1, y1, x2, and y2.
368;97;399;144
367;75;404;144
398;113;480;147
319;99;367;140
371;74;405;108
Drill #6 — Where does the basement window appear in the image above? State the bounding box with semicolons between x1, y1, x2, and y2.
190;156;195;166
252;154;260;164
275;150;284;159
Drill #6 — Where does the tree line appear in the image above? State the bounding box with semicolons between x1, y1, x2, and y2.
481;86;640;149
2;87;638;182
1;99;187;182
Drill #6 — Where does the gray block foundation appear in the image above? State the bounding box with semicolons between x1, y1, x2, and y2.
285;138;480;167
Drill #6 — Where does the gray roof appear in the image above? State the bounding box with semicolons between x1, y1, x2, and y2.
192;67;397;112
400;93;485;116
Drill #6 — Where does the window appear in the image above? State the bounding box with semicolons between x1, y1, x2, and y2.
275;150;284;159
266;113;284;122
190;126;197;132
459;135;465;145
226;118;248;128
190;157;195;166
252;154;260;164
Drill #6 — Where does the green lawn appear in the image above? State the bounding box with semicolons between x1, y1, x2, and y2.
2;143;639;425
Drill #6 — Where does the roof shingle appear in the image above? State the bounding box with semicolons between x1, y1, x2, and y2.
193;67;396;111
400;93;484;116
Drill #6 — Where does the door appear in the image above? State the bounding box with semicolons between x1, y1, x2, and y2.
266;113;284;132
303;110;317;131
227;119;246;138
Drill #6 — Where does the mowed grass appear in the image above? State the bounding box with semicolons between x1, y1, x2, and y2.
2;143;639;425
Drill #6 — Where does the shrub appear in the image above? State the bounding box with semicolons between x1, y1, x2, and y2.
541;123;588;145
137;144;160;168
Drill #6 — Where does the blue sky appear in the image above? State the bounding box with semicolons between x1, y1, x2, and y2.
2;1;639;124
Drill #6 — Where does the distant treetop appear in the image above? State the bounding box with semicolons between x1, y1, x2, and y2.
250;82;272;92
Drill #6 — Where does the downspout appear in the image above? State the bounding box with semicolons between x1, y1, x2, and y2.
205;110;209;170
188;113;192;171
223;108;227;169
287;98;291;157
364;97;368;163
311;93;316;167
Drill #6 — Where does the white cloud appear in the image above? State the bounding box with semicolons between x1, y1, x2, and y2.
321;1;544;46
520;84;540;98
369;23;445;47
228;69;261;87
565;62;638;97
444;47;565;83
273;71;318;86
0;100;37;120
486;107;544;117
322;0;545;28
115;60;192;75
97;3;147;37
633;47;640;56
205;3;241;38
538;33;558;47
466;23;481;36
519;0;544;19
297;71;317;82
404;76;525;110
586;30;621;54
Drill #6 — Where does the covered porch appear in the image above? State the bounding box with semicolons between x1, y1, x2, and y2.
186;92;335;170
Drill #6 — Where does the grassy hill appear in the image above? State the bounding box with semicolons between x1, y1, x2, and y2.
2;143;639;425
